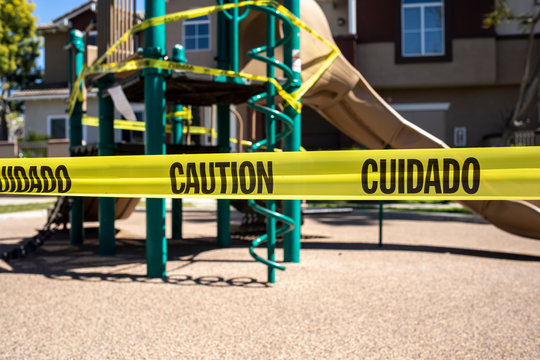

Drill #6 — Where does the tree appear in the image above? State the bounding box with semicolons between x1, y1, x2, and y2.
484;0;540;145
0;0;41;140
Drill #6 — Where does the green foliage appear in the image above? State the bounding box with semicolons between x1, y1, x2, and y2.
24;129;48;141
0;201;55;214
0;0;41;140
483;0;512;29
20;130;48;157
0;0;41;94
483;0;540;30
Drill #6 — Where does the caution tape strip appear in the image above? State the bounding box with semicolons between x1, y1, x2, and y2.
67;1;341;117
1;147;539;200
165;109;192;120
81;116;254;146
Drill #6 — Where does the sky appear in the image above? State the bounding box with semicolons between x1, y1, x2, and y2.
32;0;145;69
32;0;145;25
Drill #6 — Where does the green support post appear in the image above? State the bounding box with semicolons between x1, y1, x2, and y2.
66;30;85;245
283;0;301;263
379;200;383;247
229;0;239;77
265;12;277;283
144;0;167;278
216;9;231;248
171;45;186;240
216;104;231;248
98;74;116;255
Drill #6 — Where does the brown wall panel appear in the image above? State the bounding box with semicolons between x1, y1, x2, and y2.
450;0;494;38
357;0;395;42
70;10;96;31
357;0;494;43
334;34;357;65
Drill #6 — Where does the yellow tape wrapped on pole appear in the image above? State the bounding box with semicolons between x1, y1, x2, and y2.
81;116;255;146
67;0;341;117
1;147;540;200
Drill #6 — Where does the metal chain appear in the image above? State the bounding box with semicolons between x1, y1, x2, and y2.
0;197;71;262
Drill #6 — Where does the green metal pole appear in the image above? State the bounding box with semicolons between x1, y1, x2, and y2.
67;30;85;245
229;0;239;75
171;44;186;240
283;0;301;263
266;12;277;283
217;103;231;248
216;9;230;248
378;200;383;247
144;0;167;278
98;74;116;256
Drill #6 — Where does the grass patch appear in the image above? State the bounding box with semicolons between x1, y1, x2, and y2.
306;200;472;215
0;202;55;214
385;206;471;215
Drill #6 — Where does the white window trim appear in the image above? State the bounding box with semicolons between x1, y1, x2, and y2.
402;1;445;57
131;103;145;115
47;115;69;140
183;14;211;52
391;102;450;112
348;0;357;35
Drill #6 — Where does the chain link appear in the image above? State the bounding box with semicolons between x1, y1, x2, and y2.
1;197;71;262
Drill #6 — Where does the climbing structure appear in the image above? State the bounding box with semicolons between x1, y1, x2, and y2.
65;0;313;283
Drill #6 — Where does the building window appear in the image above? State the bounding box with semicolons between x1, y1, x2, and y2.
87;30;97;46
47;115;68;139
183;15;210;51
402;0;444;57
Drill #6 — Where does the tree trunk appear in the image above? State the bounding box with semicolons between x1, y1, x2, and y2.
0;99;8;141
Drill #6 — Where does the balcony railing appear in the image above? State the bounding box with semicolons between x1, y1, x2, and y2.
97;0;138;64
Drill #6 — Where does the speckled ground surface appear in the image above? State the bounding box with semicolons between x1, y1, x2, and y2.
1;208;539;359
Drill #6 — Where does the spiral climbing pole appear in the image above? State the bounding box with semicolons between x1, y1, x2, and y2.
217;2;298;283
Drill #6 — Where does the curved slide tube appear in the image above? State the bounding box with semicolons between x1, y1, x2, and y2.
241;1;540;240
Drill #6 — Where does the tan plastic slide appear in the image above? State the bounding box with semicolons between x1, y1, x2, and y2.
240;0;540;240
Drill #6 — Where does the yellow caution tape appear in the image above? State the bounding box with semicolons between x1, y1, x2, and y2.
1;147;539;200
82;116;207;134
67;1;341;117
166;109;192;120
83;58;301;113
81;116;253;146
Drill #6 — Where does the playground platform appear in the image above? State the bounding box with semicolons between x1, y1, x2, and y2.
1;206;539;359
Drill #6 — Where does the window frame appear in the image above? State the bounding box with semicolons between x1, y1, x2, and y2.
87;30;98;46
47;115;69;140
396;0;452;63
182;14;211;52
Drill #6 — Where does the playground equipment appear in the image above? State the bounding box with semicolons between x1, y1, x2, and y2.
61;0;309;282
4;0;540;284
239;0;540;240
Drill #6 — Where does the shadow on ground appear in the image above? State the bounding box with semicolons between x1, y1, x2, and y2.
301;241;540;262
306;209;485;227
2;212;539;287
0;228;269;288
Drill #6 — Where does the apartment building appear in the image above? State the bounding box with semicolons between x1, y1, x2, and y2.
12;0;535;154
353;0;539;147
